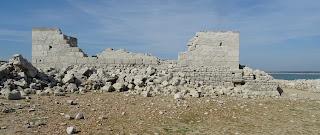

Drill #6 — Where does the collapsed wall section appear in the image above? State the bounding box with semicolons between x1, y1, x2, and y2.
96;48;159;65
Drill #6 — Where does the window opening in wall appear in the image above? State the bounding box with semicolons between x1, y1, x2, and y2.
49;46;52;50
219;42;223;46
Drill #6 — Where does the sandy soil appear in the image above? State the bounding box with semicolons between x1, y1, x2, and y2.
1;88;320;135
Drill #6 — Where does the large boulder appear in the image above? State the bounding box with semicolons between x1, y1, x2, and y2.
5;90;22;100
79;67;93;77
9;54;38;78
112;82;127;92
63;73;75;83
146;66;156;76
0;64;10;79
66;83;78;92
101;83;115;92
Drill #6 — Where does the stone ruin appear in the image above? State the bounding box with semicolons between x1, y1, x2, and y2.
32;28;159;69
30;28;281;97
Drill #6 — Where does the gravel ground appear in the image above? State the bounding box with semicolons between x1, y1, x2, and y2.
1;88;320;135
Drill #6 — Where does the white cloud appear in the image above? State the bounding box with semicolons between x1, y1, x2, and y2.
0;29;29;43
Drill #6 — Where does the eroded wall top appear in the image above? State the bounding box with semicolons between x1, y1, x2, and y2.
32;28;159;69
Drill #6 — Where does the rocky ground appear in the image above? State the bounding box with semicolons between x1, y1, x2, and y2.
1;88;320;135
1;55;320;134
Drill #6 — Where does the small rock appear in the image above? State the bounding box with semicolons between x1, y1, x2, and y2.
67;100;77;105
2;108;15;113
189;89;200;98
75;112;84;120
98;116;107;120
127;84;135;90
141;91;151;97
34;120;46;126
0;126;7;129
174;93;183;100
66;126;76;134
65;114;73;120
29;83;40;90
28;108;35;112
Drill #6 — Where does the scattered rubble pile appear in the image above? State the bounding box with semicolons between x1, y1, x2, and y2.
0;54;282;100
0;54;57;100
275;79;320;92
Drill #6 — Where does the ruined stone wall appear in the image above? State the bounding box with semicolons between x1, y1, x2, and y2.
175;31;242;87
31;28;280;96
32;28;159;69
170;67;243;86
178;31;239;70
174;31;279;96
32;28;87;68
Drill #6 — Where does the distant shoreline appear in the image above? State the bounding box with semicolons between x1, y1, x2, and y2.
268;72;320;75
268;71;320;80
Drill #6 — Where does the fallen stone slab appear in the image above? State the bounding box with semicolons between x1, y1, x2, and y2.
9;54;38;78
112;82;127;92
6;90;22;100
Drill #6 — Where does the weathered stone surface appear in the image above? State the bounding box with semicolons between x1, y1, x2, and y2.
32;28;159;69
63;73;75;84
29;83;40;90
141;90;151;97
75;112;84;120
174;93;184;100
66;126;76;134
112;82;127;92
9;54;38;78
6;90;22;100
189;89;200;98
0;64;10;78
66;83;78;92
101;83;115;92
66;100;77;105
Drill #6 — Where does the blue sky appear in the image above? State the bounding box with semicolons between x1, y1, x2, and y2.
0;0;319;71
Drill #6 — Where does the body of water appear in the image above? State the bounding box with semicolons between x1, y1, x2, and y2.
268;71;320;80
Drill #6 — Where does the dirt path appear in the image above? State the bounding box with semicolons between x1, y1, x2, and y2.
1;90;320;135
